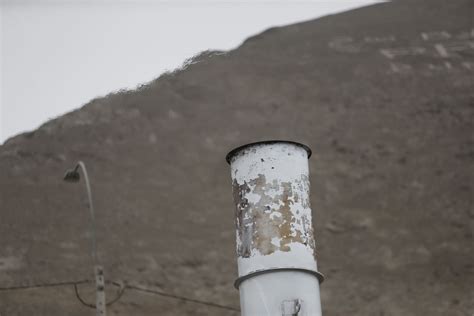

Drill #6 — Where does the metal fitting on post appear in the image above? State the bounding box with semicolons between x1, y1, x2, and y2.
281;299;302;316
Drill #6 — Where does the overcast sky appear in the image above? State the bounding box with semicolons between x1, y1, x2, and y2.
0;0;377;144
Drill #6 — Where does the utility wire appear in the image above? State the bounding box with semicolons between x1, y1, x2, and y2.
126;284;240;312
74;280;125;308
0;280;89;291
0;280;240;312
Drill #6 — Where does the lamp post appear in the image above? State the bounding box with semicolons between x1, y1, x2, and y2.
226;141;324;316
64;161;106;316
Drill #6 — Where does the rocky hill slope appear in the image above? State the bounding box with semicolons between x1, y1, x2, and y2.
0;0;473;315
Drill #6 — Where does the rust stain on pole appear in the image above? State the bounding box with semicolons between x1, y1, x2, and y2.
232;174;315;257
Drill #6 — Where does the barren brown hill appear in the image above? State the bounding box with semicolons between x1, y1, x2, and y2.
0;0;473;315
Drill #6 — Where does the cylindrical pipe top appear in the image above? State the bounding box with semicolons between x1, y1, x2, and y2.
227;141;323;316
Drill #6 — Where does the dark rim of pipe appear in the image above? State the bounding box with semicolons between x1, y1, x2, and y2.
225;140;312;164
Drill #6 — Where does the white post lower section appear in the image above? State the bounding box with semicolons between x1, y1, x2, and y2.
239;271;322;316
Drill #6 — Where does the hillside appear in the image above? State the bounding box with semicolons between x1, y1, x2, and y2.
0;0;473;315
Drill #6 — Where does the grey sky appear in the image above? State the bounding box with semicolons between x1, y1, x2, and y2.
0;0;376;144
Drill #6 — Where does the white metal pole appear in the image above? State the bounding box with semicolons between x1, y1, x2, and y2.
94;265;106;316
75;162;106;316
226;141;323;316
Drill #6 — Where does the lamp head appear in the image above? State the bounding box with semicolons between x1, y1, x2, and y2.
63;169;80;183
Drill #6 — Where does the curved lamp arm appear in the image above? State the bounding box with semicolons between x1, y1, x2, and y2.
64;161;98;265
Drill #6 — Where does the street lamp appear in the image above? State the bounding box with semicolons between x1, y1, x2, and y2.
64;161;106;316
